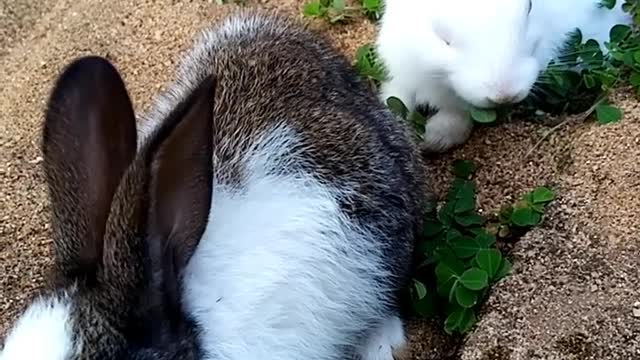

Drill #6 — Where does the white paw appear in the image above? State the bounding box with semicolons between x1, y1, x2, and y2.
358;316;407;360
421;108;473;152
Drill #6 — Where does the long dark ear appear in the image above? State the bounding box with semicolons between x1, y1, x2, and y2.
42;56;137;283
148;76;215;287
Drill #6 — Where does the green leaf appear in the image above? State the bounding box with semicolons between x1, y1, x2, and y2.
468;227;486;236
475;231;496;247
412;292;436;317
302;1;324;16
433;245;458;265
413;279;427;299
354;43;386;83
630;72;640;87
470;108;497;123
567;29;583;47
422;220;443;237
453;181;476;214
450;237;484;259
446;178;466;201
438;202;455;225
583;39;604;62
609;24;630;42
435;259;462;284
437;276;458;299
455;197;475;215
331;0;345;12
594;69;617;88
494;258;513;280
600;0;616;10
458;308;477;333
385;96;409;119
408;110;427;135
444;307;476;334
459;268;489;290
361;0;381;19
595;103;622;124
531;186;555;204
511;207;542;227
531;203;545;214
634;50;640;64
435;259;460;300
455;180;476;200
454;212;485;227
452;159;476;179
445;228;463;243
475;249;503;279
583;74;597;88
455;286;478;308
416;239;438;263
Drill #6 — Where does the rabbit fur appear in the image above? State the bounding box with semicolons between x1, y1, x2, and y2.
1;9;428;360
376;0;632;151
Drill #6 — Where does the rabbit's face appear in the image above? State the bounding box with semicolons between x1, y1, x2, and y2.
0;57;216;360
431;0;541;108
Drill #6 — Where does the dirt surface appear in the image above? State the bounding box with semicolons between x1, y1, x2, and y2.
1;1;638;359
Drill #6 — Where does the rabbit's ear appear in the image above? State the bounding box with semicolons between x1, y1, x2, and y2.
42;56;137;283
147;76;215;289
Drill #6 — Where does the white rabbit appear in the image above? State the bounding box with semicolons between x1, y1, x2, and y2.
0;9;428;360
376;0;632;151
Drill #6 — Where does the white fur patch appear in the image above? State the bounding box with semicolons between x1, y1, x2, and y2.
357;316;406;360
0;295;76;360
421;108;473;152
183;126;397;360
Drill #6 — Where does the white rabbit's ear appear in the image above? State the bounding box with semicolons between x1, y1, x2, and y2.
42;56;138;283
147;76;215;294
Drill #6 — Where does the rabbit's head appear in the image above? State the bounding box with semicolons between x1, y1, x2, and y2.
434;0;540;107
391;0;541;108
440;0;541;107
1;56;216;360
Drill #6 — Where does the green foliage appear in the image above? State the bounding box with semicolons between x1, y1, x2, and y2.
360;0;382;21
354;43;388;88
595;102;624;124
411;161;507;334
302;0;382;23
411;160;554;335
600;0;618;9
469;108;498;124
385;96;428;139
525;1;640;124
487;186;556;240
302;0;355;23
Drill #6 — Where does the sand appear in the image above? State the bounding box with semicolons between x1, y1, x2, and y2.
1;0;638;358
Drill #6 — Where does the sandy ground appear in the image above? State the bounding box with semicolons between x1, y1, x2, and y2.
1;1;639;359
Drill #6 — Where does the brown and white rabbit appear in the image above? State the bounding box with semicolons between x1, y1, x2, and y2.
0;9;428;360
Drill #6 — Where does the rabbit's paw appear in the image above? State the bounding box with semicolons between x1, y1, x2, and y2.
358;316;407;360
421;108;473;153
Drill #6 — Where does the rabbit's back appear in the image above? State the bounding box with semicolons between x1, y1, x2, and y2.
140;10;427;360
